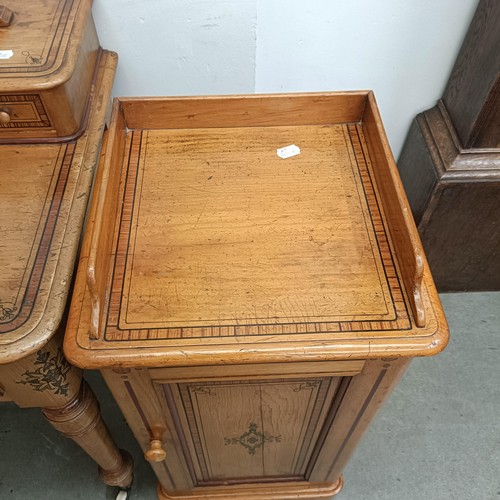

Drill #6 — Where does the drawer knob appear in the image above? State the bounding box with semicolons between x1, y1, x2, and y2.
0;109;11;124
145;426;167;462
145;438;167;463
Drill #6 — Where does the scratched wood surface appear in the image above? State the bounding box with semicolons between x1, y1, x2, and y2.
0;0;100;139
0;50;117;363
0;0;89;80
0;44;134;490
0;143;71;331
65;93;448;368
165;377;341;482
118;125;398;330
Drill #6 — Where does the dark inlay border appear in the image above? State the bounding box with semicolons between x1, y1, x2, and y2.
0;94;51;128
0;143;74;334
103;124;411;342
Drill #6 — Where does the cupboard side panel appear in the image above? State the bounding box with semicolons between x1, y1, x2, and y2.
101;368;194;492
308;358;410;483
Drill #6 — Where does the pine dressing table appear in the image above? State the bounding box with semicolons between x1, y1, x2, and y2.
0;0;132;488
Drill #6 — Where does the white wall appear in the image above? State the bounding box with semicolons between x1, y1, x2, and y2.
93;0;478;158
93;0;257;95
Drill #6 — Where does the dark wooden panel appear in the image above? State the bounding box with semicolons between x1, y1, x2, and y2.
397;118;439;225
398;0;500;291
473;80;500;148
442;0;500;148
420;182;500;291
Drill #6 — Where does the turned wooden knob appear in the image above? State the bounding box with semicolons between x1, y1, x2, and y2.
145;438;167;462
0;6;14;27
0;109;11;124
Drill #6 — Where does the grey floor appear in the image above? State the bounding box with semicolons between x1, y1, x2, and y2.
0;292;499;499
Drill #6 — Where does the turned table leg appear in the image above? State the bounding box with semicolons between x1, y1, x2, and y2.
0;330;134;489
42;380;133;488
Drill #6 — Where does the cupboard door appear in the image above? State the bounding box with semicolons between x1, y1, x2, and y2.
159;376;345;486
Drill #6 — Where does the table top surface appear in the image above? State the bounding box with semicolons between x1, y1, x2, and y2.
0;142;76;335
0;0;90;88
0;50;116;363
65;94;448;368
110;124;409;337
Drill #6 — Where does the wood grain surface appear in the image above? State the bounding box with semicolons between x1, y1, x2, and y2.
399;106;500;292
115;125;398;332
0;0;100;139
0;5;14;27
0;8;135;488
0;0;91;81
0;50;117;363
157;478;344;500
442;0;500;148
398;0;500;291
64;93;448;368
0;143;73;333
101;354;407;498
363;93;425;327
119;92;367;131
165;377;340;481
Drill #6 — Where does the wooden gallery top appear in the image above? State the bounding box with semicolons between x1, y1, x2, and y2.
64;92;449;369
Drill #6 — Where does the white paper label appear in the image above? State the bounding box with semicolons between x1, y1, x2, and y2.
0;50;14;60
277;144;301;159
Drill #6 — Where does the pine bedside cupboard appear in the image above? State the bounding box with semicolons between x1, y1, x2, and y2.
0;0;132;489
64;92;449;499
